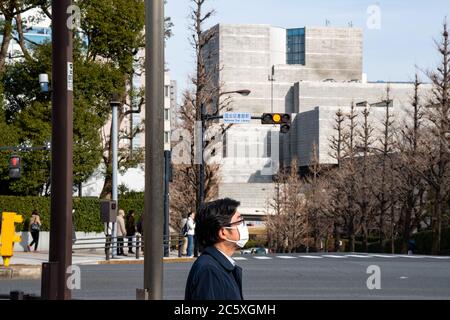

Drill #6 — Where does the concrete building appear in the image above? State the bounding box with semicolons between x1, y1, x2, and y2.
203;24;428;222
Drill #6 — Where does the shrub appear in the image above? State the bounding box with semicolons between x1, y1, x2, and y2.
0;195;145;232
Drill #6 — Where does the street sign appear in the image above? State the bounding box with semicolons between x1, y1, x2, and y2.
223;112;252;124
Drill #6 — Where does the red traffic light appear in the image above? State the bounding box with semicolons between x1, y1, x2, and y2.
9;156;20;168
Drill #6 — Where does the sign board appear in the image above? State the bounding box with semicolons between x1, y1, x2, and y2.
67;62;73;91
223;112;252;124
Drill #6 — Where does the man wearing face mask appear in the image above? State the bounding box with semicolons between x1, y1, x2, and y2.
185;198;248;300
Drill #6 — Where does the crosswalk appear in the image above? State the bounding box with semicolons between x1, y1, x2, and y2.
232;254;450;261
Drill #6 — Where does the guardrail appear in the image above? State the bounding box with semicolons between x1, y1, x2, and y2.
0;291;41;300
72;233;187;260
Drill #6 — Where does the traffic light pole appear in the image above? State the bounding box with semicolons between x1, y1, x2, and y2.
41;0;73;300
141;0;164;300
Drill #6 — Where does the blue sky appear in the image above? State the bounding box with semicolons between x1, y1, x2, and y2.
166;0;450;98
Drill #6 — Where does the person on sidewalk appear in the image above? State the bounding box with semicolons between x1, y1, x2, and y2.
185;198;248;300
180;216;188;256
125;210;136;254
136;213;144;253
28;210;42;252
116;209;127;256
186;212;196;258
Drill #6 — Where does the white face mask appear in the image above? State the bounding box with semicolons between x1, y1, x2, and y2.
224;222;249;248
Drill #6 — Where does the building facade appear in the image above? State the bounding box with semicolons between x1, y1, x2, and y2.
203;24;427;222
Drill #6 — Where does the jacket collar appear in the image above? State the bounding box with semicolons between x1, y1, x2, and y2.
203;246;235;271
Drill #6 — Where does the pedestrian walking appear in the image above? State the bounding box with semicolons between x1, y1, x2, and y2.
28;210;42;252
126;210;136;254
186;212;196;258
185;198;248;300
180;216;188;256
116;209;127;256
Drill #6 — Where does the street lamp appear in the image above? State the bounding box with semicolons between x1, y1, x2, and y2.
197;89;251;215
110;94;121;259
39;73;50;93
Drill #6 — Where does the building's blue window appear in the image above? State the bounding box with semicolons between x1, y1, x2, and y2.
286;28;305;65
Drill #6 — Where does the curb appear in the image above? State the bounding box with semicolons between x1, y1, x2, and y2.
97;257;196;265
0;265;42;280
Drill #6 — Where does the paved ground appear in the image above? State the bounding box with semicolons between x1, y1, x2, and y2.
1;253;450;300
5;250;184;266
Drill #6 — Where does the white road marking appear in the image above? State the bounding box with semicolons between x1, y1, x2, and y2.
298;255;323;259
346;255;373;258
276;256;297;259
233;257;248;261
400;276;408;279
253;256;273;260
370;254;396;258
396;255;426;259
322;255;348;258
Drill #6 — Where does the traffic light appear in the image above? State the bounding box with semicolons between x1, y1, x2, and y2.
0;212;23;267
261;113;291;133
9;155;21;179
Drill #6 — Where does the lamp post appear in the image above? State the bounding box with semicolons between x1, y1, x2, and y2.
197;89;251;213
110;94;121;259
140;0;164;301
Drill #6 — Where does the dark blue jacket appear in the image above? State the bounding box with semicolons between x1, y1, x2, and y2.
185;246;243;300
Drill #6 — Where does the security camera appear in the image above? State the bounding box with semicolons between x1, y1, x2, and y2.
39;73;49;93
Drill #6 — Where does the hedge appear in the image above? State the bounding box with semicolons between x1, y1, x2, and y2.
0;196;144;232
339;228;450;255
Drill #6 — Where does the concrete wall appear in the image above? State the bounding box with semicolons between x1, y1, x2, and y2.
14;232;106;252
293;81;433;167
296;81;419;113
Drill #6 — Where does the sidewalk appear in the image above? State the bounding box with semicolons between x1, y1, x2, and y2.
4;250;195;266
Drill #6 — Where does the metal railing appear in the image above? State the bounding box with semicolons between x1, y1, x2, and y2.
0;291;41;300
72;233;187;260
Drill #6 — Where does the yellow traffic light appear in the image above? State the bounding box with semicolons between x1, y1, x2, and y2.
272;114;281;123
0;212;23;267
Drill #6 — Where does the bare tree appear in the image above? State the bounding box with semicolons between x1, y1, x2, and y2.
266;159;306;253
423;20;450;254
340;102;360;252
396;73;428;253
170;0;233;223
355;106;377;252
372;86;397;252
327;109;346;251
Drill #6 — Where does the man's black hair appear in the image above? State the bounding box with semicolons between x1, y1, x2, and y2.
195;198;241;248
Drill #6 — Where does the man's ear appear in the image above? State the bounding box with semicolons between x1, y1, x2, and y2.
217;227;227;241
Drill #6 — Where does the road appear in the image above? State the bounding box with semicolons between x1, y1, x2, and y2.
1;253;450;300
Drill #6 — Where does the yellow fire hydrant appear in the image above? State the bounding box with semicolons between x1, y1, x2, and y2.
0;212;24;267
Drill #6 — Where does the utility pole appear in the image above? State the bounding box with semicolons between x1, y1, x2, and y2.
141;0;164;300
41;0;73;300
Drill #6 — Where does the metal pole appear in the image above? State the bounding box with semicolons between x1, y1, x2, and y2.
111;100;119;258
198;104;205;210
163;150;171;257
43;0;73;300
143;0;164;300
